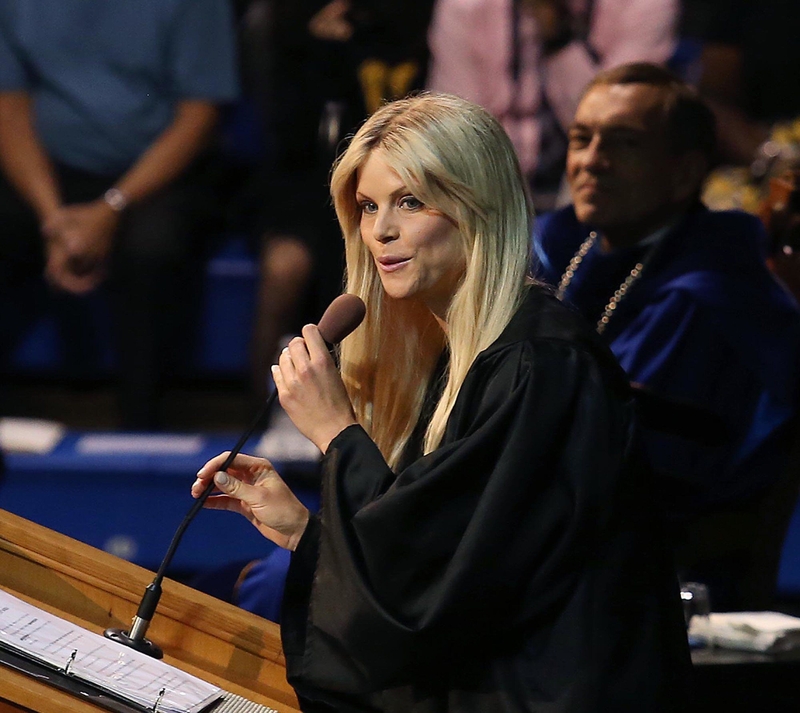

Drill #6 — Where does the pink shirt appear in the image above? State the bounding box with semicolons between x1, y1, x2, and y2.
427;0;678;176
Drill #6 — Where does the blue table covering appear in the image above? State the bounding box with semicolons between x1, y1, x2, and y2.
0;431;319;574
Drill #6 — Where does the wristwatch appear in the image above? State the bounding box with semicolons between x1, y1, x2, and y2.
103;187;129;213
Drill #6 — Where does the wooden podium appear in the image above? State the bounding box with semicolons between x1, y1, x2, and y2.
0;509;300;712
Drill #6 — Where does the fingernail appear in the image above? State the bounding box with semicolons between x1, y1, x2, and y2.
214;472;229;486
271;364;278;374
192;478;202;489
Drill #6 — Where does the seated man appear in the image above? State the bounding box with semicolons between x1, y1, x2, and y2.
534;63;800;604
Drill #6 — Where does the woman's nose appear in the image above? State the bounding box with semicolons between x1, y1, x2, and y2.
373;209;399;243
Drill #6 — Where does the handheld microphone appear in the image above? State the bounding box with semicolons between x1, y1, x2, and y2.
104;294;366;658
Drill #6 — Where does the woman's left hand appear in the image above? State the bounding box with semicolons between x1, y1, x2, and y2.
272;324;357;453
193;452;309;550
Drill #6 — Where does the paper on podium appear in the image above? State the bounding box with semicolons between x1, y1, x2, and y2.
0;588;222;713
689;611;800;653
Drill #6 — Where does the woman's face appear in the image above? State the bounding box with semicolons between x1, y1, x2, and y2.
356;150;466;321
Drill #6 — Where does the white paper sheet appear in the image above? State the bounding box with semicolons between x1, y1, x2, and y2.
690;611;800;653
0;588;221;713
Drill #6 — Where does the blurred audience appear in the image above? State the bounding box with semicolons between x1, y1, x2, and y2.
696;0;800;167
0;0;239;429
689;0;800;303
427;0;678;209
245;0;435;406
533;63;800;605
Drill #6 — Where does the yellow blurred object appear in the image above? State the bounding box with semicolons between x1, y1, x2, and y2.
703;116;800;217
358;59;420;115
771;124;795;146
703;167;752;212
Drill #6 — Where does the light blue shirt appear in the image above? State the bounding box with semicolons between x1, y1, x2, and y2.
0;0;239;175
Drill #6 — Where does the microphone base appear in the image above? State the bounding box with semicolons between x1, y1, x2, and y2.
104;628;163;659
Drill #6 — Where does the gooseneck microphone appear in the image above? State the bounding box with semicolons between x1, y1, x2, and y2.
104;294;366;658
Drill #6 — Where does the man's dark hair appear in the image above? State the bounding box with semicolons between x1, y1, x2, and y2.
584;62;717;166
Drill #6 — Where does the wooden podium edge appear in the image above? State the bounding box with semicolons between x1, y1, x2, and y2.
0;509;300;712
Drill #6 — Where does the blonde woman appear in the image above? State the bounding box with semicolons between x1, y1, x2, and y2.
193;93;690;711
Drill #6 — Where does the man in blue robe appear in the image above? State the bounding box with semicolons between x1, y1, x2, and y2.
534;63;800;604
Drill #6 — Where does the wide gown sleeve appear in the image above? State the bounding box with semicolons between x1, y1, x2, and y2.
282;338;634;698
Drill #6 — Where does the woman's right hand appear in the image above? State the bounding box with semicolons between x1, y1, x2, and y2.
192;452;310;551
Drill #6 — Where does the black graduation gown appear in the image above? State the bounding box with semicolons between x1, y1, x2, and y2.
281;286;691;712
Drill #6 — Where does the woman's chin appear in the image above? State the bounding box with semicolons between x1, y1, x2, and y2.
378;280;416;302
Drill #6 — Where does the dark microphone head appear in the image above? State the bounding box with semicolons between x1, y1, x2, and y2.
317;294;366;345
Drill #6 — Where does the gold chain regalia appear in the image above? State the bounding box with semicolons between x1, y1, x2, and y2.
556;231;646;335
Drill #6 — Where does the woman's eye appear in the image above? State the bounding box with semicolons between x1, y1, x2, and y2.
360;200;377;214
400;195;423;210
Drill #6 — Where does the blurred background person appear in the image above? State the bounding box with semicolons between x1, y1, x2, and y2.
694;0;800;167
245;0;435;408
687;0;800;304
427;0;679;210
0;0;239;429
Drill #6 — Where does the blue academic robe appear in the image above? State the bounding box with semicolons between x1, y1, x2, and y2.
534;205;800;520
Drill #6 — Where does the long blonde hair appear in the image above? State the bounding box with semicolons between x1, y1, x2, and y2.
331;93;533;468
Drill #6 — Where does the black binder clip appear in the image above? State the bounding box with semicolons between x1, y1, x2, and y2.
152;687;166;712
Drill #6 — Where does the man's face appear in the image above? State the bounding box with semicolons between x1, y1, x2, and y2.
567;83;683;244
